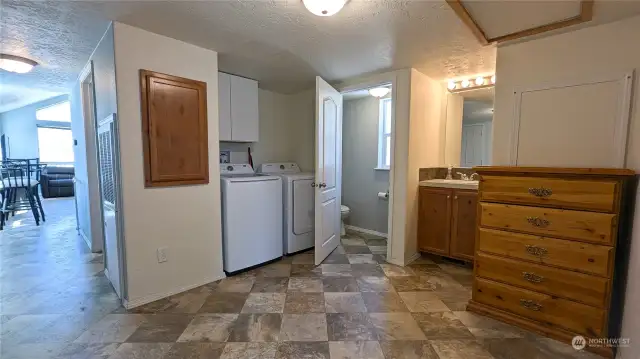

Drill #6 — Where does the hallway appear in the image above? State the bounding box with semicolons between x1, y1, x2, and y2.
0;198;121;359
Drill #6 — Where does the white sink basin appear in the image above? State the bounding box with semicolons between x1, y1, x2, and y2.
420;179;479;190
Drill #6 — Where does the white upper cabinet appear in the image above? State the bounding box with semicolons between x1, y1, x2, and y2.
218;72;259;142
218;72;232;141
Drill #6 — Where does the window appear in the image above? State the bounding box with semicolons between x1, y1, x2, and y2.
36;101;74;163
377;98;392;170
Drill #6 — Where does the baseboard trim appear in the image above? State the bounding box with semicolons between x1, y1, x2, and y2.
123;273;226;309
404;252;421;265
79;230;92;251
344;225;388;239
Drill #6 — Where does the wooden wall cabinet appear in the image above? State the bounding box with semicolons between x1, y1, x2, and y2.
418;186;478;261
140;70;209;188
218;72;259;142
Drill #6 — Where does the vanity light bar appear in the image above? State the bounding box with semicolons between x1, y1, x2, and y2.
447;75;495;93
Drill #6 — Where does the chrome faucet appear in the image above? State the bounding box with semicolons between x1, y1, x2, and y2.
457;172;479;181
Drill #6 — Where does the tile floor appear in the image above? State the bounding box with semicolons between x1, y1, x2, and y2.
0;199;602;358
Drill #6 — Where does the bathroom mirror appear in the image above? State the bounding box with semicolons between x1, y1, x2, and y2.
444;86;494;167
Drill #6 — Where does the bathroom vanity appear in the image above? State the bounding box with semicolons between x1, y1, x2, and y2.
417;178;478;262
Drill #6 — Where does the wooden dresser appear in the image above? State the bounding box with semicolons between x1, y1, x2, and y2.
467;167;635;358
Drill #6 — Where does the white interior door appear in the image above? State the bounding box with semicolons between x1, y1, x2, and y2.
314;77;343;265
460;124;483;167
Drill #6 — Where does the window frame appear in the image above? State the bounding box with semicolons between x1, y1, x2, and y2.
35;100;74;164
376;97;392;170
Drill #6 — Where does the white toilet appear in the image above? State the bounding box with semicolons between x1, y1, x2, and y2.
340;205;350;236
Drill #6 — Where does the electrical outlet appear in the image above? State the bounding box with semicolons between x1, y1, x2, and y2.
157;247;168;263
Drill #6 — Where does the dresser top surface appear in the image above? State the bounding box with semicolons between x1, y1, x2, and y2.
473;166;635;177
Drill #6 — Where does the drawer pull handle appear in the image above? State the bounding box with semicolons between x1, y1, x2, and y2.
528;187;553;197
522;272;544;283
526;216;550;227
520;299;543;311
525;245;548;257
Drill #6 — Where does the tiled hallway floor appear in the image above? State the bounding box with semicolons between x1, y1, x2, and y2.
1;208;600;358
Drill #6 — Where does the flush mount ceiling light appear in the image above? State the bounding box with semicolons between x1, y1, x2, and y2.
0;54;37;74
369;87;391;98
303;0;347;16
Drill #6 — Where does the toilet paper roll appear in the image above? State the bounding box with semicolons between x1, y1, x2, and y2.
378;192;389;200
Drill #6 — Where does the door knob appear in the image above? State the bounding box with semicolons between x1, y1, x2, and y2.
311;182;317;187
318;183;327;188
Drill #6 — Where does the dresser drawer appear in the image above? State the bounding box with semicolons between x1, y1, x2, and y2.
480;203;616;245
475;252;609;308
474;278;605;337
477;228;613;277
481;175;618;212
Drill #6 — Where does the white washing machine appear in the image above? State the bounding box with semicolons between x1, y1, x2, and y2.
258;163;315;254
220;164;283;274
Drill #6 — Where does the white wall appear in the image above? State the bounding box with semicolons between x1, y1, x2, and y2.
113;22;224;305
493;15;640;359
0;94;69;159
444;93;464;167
219;88;314;171
405;69;445;261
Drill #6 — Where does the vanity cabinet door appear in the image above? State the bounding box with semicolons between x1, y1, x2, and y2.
450;190;478;261
418;187;452;255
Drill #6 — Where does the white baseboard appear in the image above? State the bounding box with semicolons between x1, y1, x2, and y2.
345;225;388;239
79;230;92;251
123;273;226;309
404;252;421;265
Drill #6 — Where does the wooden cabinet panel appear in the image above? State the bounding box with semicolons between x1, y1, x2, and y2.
477;228;613;277
481;175;618;212
474;278;605;337
140;70;209;187
418;187;451;255
230;75;259;142
218;72;232;141
450;190;478;261
479;202;616;245
475;252;609;308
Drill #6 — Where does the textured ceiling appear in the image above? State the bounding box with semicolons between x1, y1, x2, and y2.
2;0;640;113
0;1;110;112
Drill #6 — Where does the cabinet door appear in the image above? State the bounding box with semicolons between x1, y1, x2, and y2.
418;187;452;255
218;72;232;141
230;75;259;142
450;190;478;261
140;70;209;187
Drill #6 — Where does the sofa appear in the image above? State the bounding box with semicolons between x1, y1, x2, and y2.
41;166;75;198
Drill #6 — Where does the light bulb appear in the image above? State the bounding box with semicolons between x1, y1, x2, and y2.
369;87;391;98
491;75;496;84
475;76;485;86
303;0;347;16
447;81;456;90
461;79;471;88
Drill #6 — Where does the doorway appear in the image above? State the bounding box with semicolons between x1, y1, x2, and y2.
312;76;396;265
340;84;392;252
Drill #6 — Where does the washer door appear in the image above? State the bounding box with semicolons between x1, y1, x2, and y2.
292;178;314;235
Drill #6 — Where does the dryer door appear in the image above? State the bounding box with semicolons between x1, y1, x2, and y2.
292;178;314;235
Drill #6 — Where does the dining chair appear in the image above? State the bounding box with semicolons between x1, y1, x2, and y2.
0;159;46;230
